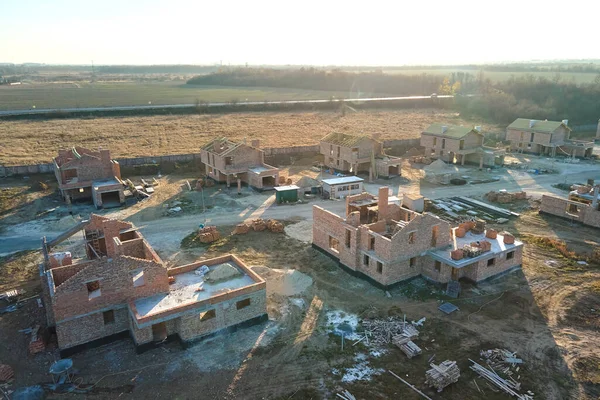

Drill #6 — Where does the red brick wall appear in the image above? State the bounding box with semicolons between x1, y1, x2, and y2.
52;256;169;323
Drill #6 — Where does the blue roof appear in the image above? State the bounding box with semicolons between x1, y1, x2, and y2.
322;176;364;185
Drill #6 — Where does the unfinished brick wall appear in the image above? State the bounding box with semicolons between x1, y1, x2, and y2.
85;215;133;257
320;136;380;172
540;195;600;228
114;238;146;259
421;131;482;156
56;307;129;349
52;256;169;323
473;247;523;281
178;290;266;342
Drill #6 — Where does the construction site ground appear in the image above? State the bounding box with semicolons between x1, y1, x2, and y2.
0;153;599;399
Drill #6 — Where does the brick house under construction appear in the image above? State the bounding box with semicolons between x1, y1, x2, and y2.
200;138;279;190
53;147;124;209
420;124;506;167
540;184;600;228
40;214;267;356
319;132;402;179
312;187;523;289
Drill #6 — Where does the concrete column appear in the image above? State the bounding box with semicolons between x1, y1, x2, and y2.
237;178;242;195
479;155;483;169
592;186;599;210
461;154;465;166
226;174;231;189
596;119;600;140
369;167;373;183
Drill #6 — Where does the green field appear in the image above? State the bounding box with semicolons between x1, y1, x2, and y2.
0;81;364;111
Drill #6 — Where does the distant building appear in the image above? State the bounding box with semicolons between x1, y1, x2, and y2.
200;138;279;190
506;118;594;157
53;147;124;209
322;176;364;199
420;124;505;167
319;132;402;179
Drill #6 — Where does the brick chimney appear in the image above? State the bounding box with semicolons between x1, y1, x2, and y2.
100;149;111;164
378;187;389;221
251;139;260;148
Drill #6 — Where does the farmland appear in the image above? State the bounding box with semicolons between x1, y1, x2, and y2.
0;81;367;111
0;109;487;165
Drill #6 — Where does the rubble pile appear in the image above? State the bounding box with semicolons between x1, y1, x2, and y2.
252;218;267;231
197;226;221;243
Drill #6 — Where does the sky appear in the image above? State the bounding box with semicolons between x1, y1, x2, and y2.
1;0;599;66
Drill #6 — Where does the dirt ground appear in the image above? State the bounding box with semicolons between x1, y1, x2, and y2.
0;108;487;165
1;205;599;399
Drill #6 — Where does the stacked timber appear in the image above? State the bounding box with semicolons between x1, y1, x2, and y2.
425;360;460;392
397;340;422;359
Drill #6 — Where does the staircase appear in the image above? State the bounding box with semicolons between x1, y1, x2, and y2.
446;280;461;298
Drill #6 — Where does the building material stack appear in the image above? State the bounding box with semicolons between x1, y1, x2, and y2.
392;324;422;358
197;226;221;243
266;219;284;233
252;219;267;231
28;326;45;354
425;360;460;392
232;223;251;235
0;364;14;382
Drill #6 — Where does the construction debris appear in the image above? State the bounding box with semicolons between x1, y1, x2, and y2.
197;226;221;243
470;358;533;400
480;348;524;372
362;316;419;346
425;360;460;392
336;390;356;400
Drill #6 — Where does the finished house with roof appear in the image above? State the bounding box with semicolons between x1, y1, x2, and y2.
506;118;594;158
420;124;505;167
200;138;279;190
319;132;402;180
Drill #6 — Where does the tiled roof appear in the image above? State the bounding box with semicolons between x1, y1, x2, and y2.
507;118;569;133
422;124;479;139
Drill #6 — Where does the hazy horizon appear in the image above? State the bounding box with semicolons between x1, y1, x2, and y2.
2;0;600;66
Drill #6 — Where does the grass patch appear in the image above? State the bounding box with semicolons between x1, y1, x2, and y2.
521;234;600;267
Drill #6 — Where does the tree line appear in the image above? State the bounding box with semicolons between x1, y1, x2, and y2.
457;74;600;124
187;68;445;96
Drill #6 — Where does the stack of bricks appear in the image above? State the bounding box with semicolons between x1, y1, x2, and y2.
471;219;486;234
232;223;251;235
451;249;464;260
278;176;287;185
252;219;267;232
0;364;14;382
502;232;515;244
197;226;221;243
485;229;498;239
28;326;45;355
266;219;284;233
455;227;466;238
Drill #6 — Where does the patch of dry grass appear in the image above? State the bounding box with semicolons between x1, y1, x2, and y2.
0;109;488;165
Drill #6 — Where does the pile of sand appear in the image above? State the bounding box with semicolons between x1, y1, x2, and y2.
205;263;242;283
284;220;313;243
251;266;313;296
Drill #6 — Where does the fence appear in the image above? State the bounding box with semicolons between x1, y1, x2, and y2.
0;139;425;177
